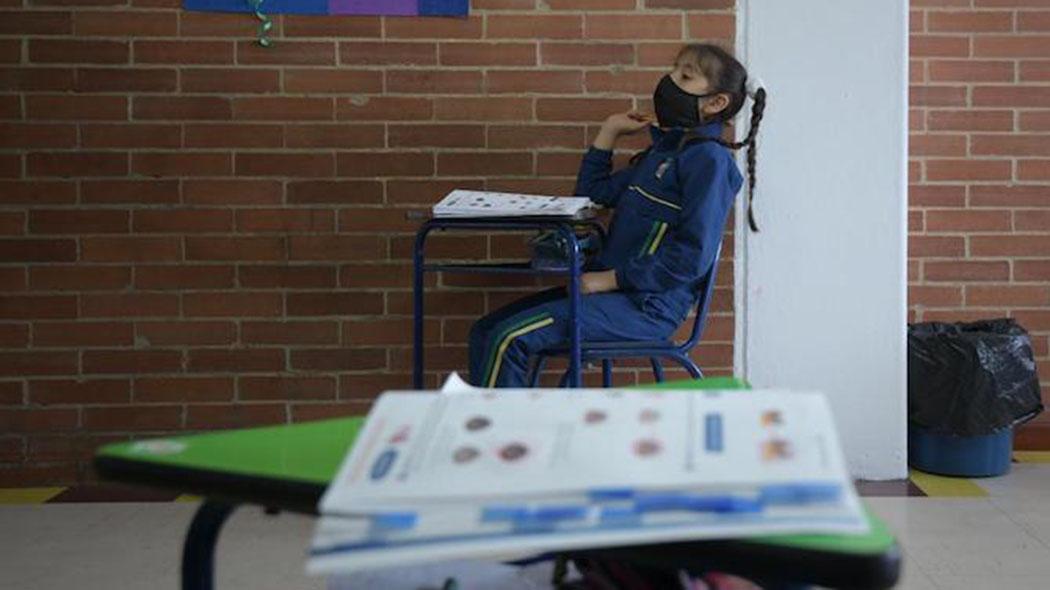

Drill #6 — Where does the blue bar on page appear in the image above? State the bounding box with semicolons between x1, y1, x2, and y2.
481;506;530;523
369;511;417;531
531;505;588;522
759;483;842;505
599;506;641;526
587;487;636;501
704;413;723;452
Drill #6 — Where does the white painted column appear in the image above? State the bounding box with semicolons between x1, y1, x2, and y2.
734;0;909;479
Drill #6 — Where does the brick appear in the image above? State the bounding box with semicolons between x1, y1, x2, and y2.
137;321;236;346
488;14;581;39
1020;60;1050;82
0;123;76;149
180;11;284;37
27;152;128;177
0;97;21;122
0;181;76;205
33;321;133;347
389;234;480;259
231;154;334;180
29;379;129;405
83;405;182;431
537;98;633;121
291;401;373;421
0;210;27;235
910;85;967;107
76;67;176;93
910;236;966;258
288;236;384;260
337;208;421;233
1016;260;1050;281
928;10;1013;32
585;15;678;40
239;265;337;288
134;40;233;64
340;41;437;65
386;70;483;94
387;291;485;316
438;152;532;176
26;95;127;122
0;40;16;63
925;210;1011;232
0;239;76;262
386;179;484;205
909;185;966;207
911;61;926;85
439;42;536;66
284;14;379;37
910;134;967;157
389;124;486;148
339;262;430;289
0;408;78;432
81;179;179;205
184;235;283;260
1020;111;1050;132
434;97;532;121
337;96;433;121
344;318;440;346
186;404;287;430
285;124;385;148
286;292;384;316
335;152;434;177
81;293;179;318
287;180;383;205
0;266;25;291
910;35;970;58
29;39;128;64
0;323;28;348
909;285;963;308
183;291;283;317
83;350;183;374
926;159;1012;182
183;122;283;146
974;86;1050;108
488;70;583;94
0;67;75;92
975;35;1050;58
241;321;339;345
0;380;22;405
74;10;175;36
549;0;635;7
81;237;180;262
1015;209;1050;231
135;377;234;403
967;285;1050;307
133;96;231;120
133;152;231;177
289;348;386;371
29;210;128;234
183;178;283;205
390;345;465;371
1019;11;1050;32
972;135;1050;157
135;265;235;290
637;43;687;67
925;260;1009;282
928;60;1015;82
472;0;534;8
971;185;1050;207
339;373;413;399
26;434;126;464
585;70;663;95
133;209;233;233
283;69;382;94
180;68;280;94
1013;310;1050;332
239;376;336;401
972;235;1050;257
0;350;77;376
541;42;634;66
686;13;736;39
236;209;335;233
186;349;285;372
927;109;1014;132
384;15;483;39
536;152;581;176
237;41;337;66
81;124;181;148
1019;160;1050;181
0;10;72;35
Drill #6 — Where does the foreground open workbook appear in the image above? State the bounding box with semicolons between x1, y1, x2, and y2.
307;376;867;575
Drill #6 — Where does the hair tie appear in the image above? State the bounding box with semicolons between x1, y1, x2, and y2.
745;76;765;99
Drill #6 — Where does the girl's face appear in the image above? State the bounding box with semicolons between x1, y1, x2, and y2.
669;57;731;120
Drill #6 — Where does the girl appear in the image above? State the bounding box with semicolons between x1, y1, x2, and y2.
468;43;767;388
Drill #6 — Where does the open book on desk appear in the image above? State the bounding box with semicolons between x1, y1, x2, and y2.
307;386;868;575
433;190;596;219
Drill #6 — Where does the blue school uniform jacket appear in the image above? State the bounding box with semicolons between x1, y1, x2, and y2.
574;121;744;324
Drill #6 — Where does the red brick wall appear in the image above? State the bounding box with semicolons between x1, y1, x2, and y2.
909;0;1050;448
0;2;738;484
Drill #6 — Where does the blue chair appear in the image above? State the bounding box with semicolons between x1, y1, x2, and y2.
526;243;724;387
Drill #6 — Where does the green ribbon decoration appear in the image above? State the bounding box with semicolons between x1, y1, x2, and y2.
247;0;273;48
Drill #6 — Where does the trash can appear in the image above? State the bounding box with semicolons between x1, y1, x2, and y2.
908;319;1043;477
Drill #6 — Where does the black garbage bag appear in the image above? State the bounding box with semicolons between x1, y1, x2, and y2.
908;318;1043;436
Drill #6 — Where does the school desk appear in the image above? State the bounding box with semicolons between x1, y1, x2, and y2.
94;377;901;590
412;216;606;389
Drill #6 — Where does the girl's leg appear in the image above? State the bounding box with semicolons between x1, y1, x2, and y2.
468;287;565;385
479;292;678;388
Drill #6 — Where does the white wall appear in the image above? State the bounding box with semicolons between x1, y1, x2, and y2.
735;0;909;479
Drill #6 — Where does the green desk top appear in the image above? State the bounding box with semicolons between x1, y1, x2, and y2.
95;377;897;557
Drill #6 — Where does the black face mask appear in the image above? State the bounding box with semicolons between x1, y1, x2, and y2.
653;74;719;129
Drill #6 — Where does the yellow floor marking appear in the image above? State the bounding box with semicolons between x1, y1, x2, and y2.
909;469;988;497
1014;451;1050;464
0;487;65;504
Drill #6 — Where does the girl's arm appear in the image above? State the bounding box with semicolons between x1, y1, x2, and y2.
573;112;653;207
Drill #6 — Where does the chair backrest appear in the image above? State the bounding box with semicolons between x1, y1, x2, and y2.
679;240;723;351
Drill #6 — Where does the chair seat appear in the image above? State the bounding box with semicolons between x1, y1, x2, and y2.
539;340;677;355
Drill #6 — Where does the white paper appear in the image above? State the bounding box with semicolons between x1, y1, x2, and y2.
433;190;594;219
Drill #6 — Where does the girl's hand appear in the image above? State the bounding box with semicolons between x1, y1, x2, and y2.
580;270;618;294
601;111;656;137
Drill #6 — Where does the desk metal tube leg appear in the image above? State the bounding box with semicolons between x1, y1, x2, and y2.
182;501;236;590
412;223;432;390
561;225;582;388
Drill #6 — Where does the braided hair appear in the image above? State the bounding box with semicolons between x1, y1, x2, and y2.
632;44;768;232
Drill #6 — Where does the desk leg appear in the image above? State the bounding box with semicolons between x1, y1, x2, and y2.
412;223;432;390
564;227;582;388
181;501;236;590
